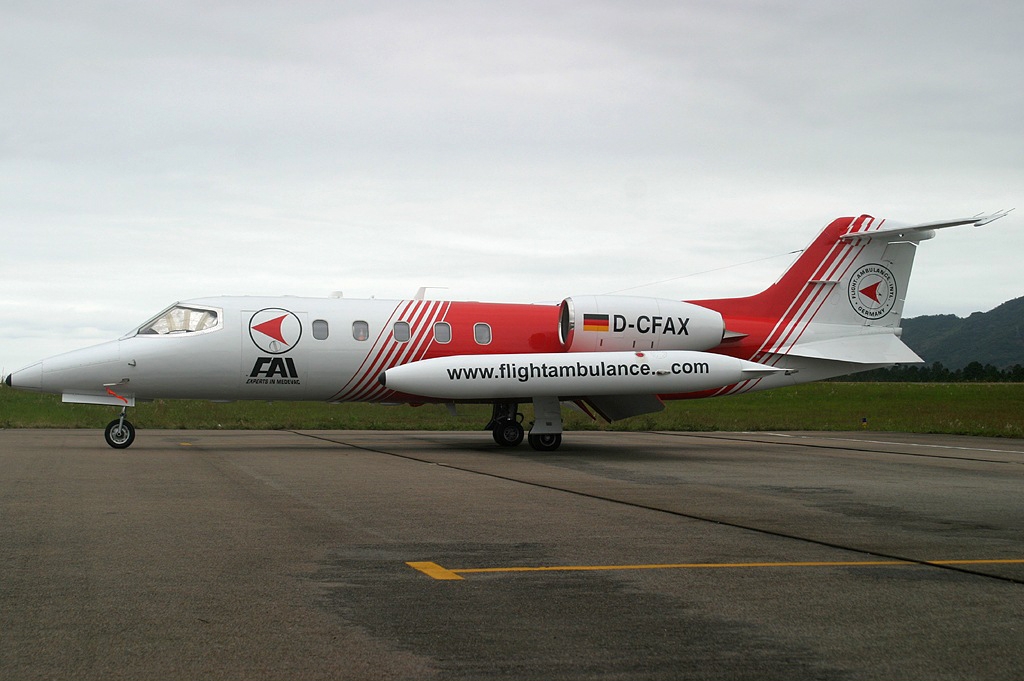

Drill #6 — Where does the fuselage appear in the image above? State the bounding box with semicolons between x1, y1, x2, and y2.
9;296;566;405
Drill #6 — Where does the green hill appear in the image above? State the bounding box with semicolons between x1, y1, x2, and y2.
901;296;1024;369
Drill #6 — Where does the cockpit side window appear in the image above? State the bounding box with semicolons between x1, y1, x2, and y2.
137;305;221;336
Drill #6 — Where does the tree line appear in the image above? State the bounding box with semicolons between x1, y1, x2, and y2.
837;361;1024;383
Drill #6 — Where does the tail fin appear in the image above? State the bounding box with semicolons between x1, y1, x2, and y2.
694;211;1010;367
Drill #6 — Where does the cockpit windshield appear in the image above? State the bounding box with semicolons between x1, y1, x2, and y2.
135;304;221;336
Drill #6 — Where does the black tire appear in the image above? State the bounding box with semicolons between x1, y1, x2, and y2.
492;420;524;447
528;433;562;451
104;419;136;449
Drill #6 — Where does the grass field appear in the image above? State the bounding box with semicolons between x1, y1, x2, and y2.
2;383;1022;438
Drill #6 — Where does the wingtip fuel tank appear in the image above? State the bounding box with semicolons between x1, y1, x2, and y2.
379;350;782;400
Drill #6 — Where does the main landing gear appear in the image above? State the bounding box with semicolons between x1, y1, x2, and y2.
489;402;525;447
487;399;564;451
104;407;136;449
527;432;562;451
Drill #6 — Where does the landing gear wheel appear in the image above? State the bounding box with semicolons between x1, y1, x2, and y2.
528;433;562;451
492;420;525;447
104;418;136;449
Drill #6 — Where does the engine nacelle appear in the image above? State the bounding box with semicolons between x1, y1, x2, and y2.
559;295;725;352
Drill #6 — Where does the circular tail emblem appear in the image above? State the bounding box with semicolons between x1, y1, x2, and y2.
249;308;302;354
848;264;897;319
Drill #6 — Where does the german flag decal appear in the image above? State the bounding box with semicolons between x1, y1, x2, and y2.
582;314;610;332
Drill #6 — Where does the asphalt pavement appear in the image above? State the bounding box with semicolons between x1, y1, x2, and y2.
1;428;1022;680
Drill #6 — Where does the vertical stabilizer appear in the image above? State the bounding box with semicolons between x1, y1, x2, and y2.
691;211;1009;376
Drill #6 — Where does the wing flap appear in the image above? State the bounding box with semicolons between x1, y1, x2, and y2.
582;394;665;422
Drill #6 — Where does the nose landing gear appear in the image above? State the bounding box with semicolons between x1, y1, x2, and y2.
104;407;136;449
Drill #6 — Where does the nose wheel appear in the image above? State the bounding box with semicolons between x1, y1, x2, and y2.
104;409;136;449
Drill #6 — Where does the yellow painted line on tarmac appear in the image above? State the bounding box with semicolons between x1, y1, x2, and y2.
407;561;465;580
934;559;1024;566
408;558;1024;580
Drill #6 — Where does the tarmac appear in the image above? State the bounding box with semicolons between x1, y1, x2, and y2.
1;428;1022;680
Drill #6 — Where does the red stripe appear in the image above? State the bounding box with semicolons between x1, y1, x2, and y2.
774;223;878;357
753;223;851;356
346;300;423;401
755;244;845;359
352;300;447;402
348;300;454;402
755;216;869;360
720;216;875;394
330;301;410;401
749;216;884;386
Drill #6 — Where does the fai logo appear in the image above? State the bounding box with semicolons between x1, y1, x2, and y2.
848;264;897;320
249;308;302;354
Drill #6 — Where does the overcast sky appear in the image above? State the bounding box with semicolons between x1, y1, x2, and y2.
2;0;1021;373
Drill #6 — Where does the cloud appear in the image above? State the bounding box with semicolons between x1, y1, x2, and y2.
1;0;1021;371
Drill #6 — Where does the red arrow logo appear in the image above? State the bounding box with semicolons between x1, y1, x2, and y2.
252;314;289;345
859;281;882;304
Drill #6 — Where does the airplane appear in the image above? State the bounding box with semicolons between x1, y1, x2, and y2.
3;210;1012;450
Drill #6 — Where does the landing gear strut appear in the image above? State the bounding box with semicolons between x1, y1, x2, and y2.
104;407;136;449
527;396;563;451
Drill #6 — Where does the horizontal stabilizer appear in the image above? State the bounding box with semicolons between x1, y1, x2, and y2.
785;333;923;365
841;210;1013;242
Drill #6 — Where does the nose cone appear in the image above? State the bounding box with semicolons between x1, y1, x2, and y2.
6;341;122;396
6;362;43;391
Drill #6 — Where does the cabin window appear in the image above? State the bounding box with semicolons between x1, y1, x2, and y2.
137;304;221;335
394;321;411;343
474;323;491;345
312;319;329;340
433;322;451;344
352;320;369;341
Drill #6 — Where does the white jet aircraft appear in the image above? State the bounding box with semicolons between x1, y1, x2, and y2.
4;211;1011;450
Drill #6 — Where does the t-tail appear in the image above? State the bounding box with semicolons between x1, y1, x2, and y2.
691;210;1012;395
